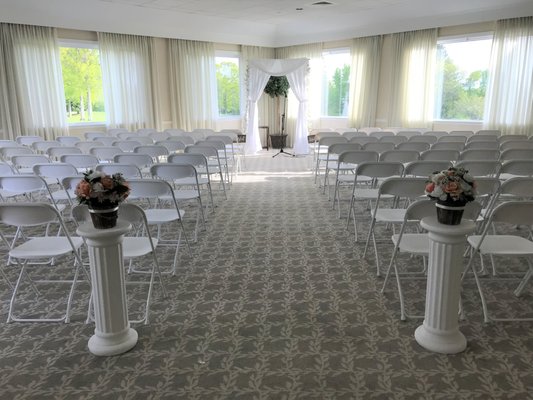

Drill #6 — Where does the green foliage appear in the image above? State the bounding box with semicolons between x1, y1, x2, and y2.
438;52;487;120
264;76;290;98
327;65;350;116
60;47;105;122
216;60;240;116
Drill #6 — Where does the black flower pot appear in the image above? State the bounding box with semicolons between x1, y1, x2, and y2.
435;202;465;225
88;205;119;229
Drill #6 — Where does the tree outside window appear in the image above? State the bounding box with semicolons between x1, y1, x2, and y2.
216;55;240;117
60;43;105;124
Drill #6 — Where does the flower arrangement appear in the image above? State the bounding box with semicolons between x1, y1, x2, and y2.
425;167;476;205
75;170;130;209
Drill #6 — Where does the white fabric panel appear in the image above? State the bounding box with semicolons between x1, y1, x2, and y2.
245;58;309;155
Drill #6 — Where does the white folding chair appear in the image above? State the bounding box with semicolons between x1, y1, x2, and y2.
0;203;85;323
134;145;169;163
381;200;482;320
150;163;206;241
430;142;465;151
72;203;166;325
56;136;81;146
458;149;500;161
184;145;227;200
16;135;43;147
10;155;51;175
420;149;460;162
454;160;501;178
126;179;192;274
46;146;83;162
379;150;420;163
60;154;99;174
95;163;143;179
113;140;143;152
363;177;427;276
462;201;533;322
403;160;453;178
396;142;430;152
89;146;124;163
32;163;81;207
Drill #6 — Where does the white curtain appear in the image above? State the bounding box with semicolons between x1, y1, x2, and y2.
348;36;382;129
388;29;437;128
245;58;309;155
484;17;533;135
98;32;158;131
0;23;67;140
275;44;323;145
168;39;217;131
242;46;276;145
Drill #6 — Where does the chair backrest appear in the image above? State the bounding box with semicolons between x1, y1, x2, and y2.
32;140;62;153
499;140;533;151
89;146;124;162
93;137;117;146
136;128;157;135
464;141;500;150
422;131;448;139
75;141;104;153
420;149;460;161
95;163;143;179
112;140;143;152
379;136;407;146
396;130;422;139
378;176;427;198
150;163;198;182
0;146;34;161
459;149;500;161
431;142;465;151
11;155;50;170
0;175;55;203
362;142;395;153
126;135;154;145
486;201;533;226
499;134;528;143
184;145;219;159
60;154;99;170
168;135;194;145
126;178;178;205
32;163;79;180
56;136;81;146
46;146;83;160
0;202;64;227
403;198;482;222
368;131;395;139
16;135;43;147
113;153;154;169
327;143;362;157
84;131;107;141
167;153;208;169
355;161;405;179
337;150;379;165
498;177;533;198
454;160;501;177
395;142;430;152
358;127;381;134
408;135;437;144
379;150;419;163
467;135;499;143
155;140;187;153
318;136;348;147
149;131;171;142
449;130;474;137
107;128;129;137
403;160;453;177
500;149;533;161
438;135;468;143
472;177;501;208
133;145;169;160
341;131;366;140
499;160;533;177
475;129;501;137
349;136;379;146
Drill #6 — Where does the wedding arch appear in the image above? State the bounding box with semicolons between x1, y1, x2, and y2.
244;58;309;156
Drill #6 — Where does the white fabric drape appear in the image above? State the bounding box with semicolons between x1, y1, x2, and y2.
241;46;276;144
98;32;158;131
276;44;323;144
484;17;533;135
168;39;217;131
245;59;309;155
388;29;437;128
0;23;67;140
348;36;382;128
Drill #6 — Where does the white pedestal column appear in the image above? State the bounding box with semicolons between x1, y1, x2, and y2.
414;216;476;354
77;221;138;356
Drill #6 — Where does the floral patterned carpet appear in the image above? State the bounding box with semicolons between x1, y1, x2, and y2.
0;149;532;399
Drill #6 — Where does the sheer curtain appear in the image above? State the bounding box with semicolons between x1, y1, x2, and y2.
348;36;382;129
388;29;437;128
168;39;217;131
98;32;158;131
0;23;67;140
484;17;533;135
276;43;323;147
242;46;276;144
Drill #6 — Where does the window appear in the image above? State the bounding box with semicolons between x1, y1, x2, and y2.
215;53;240;117
322;49;351;117
59;40;106;124
434;35;492;121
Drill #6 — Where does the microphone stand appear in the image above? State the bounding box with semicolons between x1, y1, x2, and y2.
272;95;294;158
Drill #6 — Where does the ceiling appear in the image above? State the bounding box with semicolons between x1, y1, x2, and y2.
1;0;533;47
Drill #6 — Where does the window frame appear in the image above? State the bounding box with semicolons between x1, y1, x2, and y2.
321;47;351;118
58;39;107;127
215;50;241;120
433;32;493;123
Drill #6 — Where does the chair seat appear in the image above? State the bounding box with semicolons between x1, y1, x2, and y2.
468;235;533;255
123;237;159;258
10;237;83;259
392;233;429;256
373;208;407;223
144;208;185;224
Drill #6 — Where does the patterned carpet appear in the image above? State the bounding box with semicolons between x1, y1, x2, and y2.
1;149;533;399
